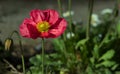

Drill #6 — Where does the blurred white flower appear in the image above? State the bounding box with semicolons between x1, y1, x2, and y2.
66;32;75;39
101;8;112;15
91;14;101;27
63;11;74;18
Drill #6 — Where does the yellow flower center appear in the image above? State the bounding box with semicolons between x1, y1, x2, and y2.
36;21;50;32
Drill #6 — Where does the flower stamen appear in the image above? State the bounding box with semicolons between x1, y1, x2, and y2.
36;21;50;32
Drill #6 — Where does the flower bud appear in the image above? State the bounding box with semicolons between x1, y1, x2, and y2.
4;38;13;51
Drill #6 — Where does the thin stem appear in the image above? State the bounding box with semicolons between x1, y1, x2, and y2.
42;38;45;74
15;31;26;74
86;0;94;39
98;0;119;49
9;31;26;74
57;0;66;41
57;0;63;17
68;0;73;37
115;0;120;38
98;32;109;49
113;0;119;18
21;55;26;74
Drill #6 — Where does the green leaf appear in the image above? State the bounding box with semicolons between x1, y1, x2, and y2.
49;53;60;59
93;44;99;59
86;66;94;74
90;57;95;65
53;38;65;52
36;54;42;60
105;69;112;74
96;60;116;68
111;64;119;70
116;22;120;35
99;49;115;61
115;71;120;74
75;38;88;49
29;55;42;66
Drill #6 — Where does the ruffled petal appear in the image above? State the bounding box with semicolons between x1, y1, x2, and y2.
30;9;45;23
20;23;30;38
48;18;67;38
20;18;39;39
43;9;59;25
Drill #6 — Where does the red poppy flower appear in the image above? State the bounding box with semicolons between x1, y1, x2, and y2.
19;9;67;39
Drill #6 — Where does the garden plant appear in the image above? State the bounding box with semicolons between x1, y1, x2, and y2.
0;0;120;74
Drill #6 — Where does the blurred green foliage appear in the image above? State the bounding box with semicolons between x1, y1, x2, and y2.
27;7;120;74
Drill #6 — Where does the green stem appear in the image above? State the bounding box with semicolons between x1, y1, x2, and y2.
68;0;73;37
113;0;119;18
86;0;94;39
98;0;119;49
9;31;26;74
15;31;26;74
57;0;66;41
57;0;63;17
115;0;120;38
21;55;26;74
42;38;45;74
98;32;109;49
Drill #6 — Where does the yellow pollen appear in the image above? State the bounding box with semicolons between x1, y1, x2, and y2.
36;21;50;32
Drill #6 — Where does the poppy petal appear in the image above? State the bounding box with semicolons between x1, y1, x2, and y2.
44;9;59;25
30;9;45;23
20;18;39;39
48;18;67;38
39;32;49;38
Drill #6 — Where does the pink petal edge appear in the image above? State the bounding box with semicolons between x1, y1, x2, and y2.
43;9;59;25
30;9;45;23
48;18;67;38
